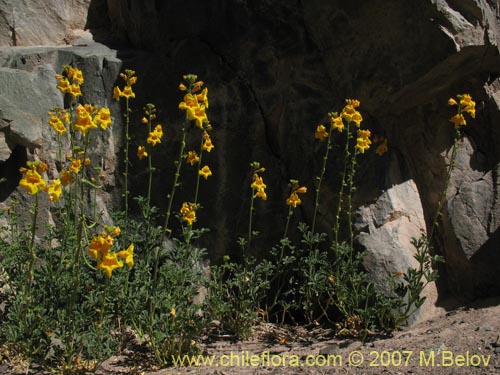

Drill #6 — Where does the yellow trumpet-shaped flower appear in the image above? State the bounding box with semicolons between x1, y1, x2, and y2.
459;93;476;118
94;107;112;130
137;145;148;160
180;202;197;226
315;124;328;141
186;151;200;166
60;169;73;186
46;179;62;202
286;192;301;208
74;104;98;136
97;252;123;279
48;115;67;135
450;113;466;128
202;132;214;152
375;138;388;156
199;165;212;180
355;129;372;154
147;125;163;146
331;114;344;133
117;243;134;269
286;181;307;208
19;165;47;195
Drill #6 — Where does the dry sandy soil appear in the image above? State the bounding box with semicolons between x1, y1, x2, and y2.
92;298;500;375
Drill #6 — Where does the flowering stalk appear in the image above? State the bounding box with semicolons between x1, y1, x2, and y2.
427;94;476;247
312;120;334;235
26;192;39;304
162;124;187;239
333;121;352;245
248;162;267;252
113;69;137;238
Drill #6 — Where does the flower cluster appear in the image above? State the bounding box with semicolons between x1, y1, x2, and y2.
147;124;164;146
48;107;70;135
178;74;209;129
113;69;137;100
448;94;476;128
18;161;63;202
87;227;134;278
250;162;267;200
180;202;197;226
55;66;84;100
355;129;372;154
341;99;363;127
286;180;307;208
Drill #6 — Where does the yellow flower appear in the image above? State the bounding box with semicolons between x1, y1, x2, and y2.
97;252;123;278
331;115;344;132
48;116;67;135
137;145;148;160
345;99;361;108
88;232;114;260
46;179;62;202
196;87;209;108
74;104;97;136
70;159;82;174
199;165;212;180
255;190;267;200
117;243;134;269
94;107;112;130
153;124;163;138
56;77;71;94
450;113;466;128
170;307;176;317
19;165;47;195
342;100;363;127
286;182;306;208
315;124;328;141
460;94;476;118
375;138;388;156
141;117;148;124
286;192;302;208
448;97;458;106
113;86;121;100
179;83;187;91
355;129;372;154
71;68;84;85
202;132;214;152
251;174;266;192
121;86;135;99
60;169;73;186
328;275;335;284
180;202;197;226
146;125;163;147
186;151;200;166
69;83;82;99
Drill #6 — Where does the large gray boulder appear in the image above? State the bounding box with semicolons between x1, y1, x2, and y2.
0;0;92;46
0;42;122;227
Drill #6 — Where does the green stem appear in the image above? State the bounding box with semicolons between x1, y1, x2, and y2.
123;97;131;238
248;189;255;252
26;193;39;304
346;145;359;249
333;124;352;245
162;123;188;240
194;137;204;206
312;128;334;235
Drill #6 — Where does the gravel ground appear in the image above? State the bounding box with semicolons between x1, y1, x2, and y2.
94;298;500;375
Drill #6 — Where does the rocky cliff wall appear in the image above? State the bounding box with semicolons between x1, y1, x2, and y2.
0;0;499;306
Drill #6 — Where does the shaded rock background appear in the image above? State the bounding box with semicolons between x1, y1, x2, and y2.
0;0;499;319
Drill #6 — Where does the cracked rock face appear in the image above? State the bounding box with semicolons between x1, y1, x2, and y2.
0;0;499;311
91;0;500;303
